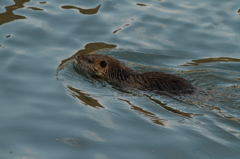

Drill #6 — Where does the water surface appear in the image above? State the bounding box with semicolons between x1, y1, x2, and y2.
1;0;240;159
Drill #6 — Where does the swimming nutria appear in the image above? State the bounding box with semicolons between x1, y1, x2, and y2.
75;54;196;96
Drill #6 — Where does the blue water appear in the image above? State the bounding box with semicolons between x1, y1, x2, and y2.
1;0;240;158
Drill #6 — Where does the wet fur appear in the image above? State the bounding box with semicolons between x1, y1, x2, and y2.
75;54;196;96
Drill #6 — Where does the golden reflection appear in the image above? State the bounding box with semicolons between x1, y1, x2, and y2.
113;24;130;34
224;116;240;122
27;7;44;11
119;98;167;126
56;42;117;75
146;95;201;118
39;2;46;4
61;4;101;15
0;0;29;25
180;69;215;73
67;85;104;108
182;57;240;66
179;69;240;76
136;3;148;7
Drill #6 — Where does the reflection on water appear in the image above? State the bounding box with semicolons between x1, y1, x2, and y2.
27;6;44;11
39;2;46;5
56;42;116;74
1;0;240;158
182;57;240;66
61;4;102;15
136;3;148;7
119;98;167;126
67;85;104;108
146;95;199;119
0;0;29;25
113;24;130;34
185;91;240;122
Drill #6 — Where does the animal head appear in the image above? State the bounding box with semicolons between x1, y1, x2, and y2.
75;54;128;77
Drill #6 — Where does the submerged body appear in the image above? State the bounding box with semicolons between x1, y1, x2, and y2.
75;54;196;96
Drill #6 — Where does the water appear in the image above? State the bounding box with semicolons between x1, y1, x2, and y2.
1;0;240;158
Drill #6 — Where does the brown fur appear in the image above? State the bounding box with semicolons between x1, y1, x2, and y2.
75;54;196;95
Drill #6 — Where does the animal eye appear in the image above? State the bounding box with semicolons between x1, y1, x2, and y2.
87;59;93;63
100;61;107;68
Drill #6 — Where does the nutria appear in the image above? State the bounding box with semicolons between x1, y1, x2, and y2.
75;54;196;96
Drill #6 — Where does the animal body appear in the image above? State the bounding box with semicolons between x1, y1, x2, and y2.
75;54;196;96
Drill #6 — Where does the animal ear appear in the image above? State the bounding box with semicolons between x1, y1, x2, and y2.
100;61;107;68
